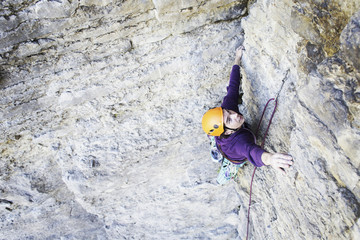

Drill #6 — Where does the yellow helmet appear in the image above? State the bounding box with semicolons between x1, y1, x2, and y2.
202;107;224;136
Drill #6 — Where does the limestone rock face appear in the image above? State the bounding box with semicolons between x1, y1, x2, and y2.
240;0;360;239
0;0;359;239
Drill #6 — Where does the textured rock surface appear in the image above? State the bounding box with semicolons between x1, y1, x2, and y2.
239;0;360;239
0;0;359;239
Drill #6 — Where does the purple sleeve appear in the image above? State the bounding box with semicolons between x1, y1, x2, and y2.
236;131;265;167
245;144;265;167
221;65;241;113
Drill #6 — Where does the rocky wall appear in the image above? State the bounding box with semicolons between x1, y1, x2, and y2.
0;0;359;239
1;0;248;239
239;0;360;239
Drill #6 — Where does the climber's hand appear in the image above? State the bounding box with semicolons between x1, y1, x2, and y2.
234;46;245;65
261;152;293;174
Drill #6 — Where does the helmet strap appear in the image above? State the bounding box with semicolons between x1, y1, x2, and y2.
224;126;241;134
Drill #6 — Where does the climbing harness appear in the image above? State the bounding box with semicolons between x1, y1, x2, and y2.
246;69;289;240
209;135;246;184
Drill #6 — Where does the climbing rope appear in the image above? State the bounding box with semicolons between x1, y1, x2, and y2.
246;98;278;240
246;69;289;240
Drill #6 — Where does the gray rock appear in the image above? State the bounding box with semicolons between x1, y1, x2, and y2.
0;0;359;239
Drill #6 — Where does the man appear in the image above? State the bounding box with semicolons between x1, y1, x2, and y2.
202;46;293;184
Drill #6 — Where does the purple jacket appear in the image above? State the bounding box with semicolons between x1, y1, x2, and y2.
215;65;265;167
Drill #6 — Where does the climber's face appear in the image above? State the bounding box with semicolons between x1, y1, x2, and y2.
223;109;244;134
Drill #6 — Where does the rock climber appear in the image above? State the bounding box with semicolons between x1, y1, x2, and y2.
202;46;293;184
